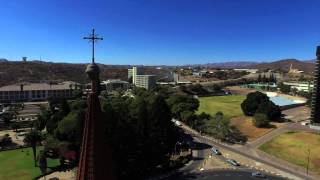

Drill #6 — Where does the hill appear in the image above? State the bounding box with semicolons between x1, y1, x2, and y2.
248;59;315;74
185;61;260;68
0;59;316;87
0;61;169;86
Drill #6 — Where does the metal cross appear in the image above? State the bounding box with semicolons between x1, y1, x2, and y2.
83;28;103;63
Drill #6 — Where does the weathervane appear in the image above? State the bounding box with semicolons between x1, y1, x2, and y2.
83;28;103;63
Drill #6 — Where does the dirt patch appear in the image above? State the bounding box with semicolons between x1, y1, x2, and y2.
231;116;275;141
226;86;256;95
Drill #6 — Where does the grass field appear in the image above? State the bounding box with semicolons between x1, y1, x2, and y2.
197;95;246;119
260;131;320;174
0;147;60;180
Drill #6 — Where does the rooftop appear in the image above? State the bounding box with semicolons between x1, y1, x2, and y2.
102;79;129;84
0;81;77;91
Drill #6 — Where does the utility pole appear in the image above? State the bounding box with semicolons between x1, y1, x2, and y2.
307;148;311;175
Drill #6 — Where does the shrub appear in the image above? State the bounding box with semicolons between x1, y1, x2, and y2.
256;101;281;121
253;113;270;127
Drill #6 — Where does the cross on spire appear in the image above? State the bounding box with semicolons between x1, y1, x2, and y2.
83;28;103;63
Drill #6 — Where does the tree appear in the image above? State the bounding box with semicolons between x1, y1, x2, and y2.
148;95;177;165
211;84;222;93
258;74;262;83
38;150;47;175
2;112;13;124
167;94;199;119
198;112;211;121
262;74;267;83
207;113;246;143
215;111;224;121
180;111;196;125
0;134;12;147
10;123;20;132
34;109;49;131
241;91;269;116
256;101;281;121
278;83;291;94
60;99;70;116
55;110;85;145
46;113;64;135
101;92;179;179
189;84;208;95
24;130;42;167
253;113;270;127
130;97;148;136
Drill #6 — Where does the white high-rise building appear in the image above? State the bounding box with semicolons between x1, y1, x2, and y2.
132;66;138;84
135;75;157;90
128;67;157;90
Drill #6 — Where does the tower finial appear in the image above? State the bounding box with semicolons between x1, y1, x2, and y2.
83;29;103;93
83;28;103;64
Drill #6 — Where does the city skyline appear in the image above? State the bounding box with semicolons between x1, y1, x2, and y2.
0;0;319;65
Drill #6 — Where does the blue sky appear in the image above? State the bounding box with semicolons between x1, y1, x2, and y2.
0;0;319;65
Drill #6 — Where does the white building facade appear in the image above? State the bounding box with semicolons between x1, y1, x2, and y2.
0;81;76;102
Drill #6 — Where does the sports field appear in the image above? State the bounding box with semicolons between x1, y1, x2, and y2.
197;95;246;119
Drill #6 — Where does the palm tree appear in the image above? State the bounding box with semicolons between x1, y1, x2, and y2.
24;130;42;167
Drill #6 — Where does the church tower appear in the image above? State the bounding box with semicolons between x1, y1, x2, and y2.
76;29;116;180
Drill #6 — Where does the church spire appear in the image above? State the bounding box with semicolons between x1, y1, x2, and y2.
76;29;116;180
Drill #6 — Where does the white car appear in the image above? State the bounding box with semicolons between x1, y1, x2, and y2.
226;159;240;166
251;172;266;178
175;121;182;126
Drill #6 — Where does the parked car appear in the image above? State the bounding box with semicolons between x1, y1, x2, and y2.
251;171;266;178
210;147;221;155
226;159;240;166
175;121;182;126
301;120;310;126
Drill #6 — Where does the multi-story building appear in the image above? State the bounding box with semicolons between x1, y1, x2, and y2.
283;82;314;92
0;81;76;102
135;75;157;90
128;67;157;90
128;68;133;80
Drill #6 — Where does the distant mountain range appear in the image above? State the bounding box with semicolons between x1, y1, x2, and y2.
0;60;169;86
191;61;260;68
0;58;316;86
188;59;315;74
248;59;315;74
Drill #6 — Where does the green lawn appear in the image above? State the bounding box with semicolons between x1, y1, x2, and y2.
197;95;246;119
0;147;60;180
260;131;320;174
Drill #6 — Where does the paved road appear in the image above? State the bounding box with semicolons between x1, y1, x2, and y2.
179;123;315;180
178;130;211;173
167;170;285;180
164;128;286;180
